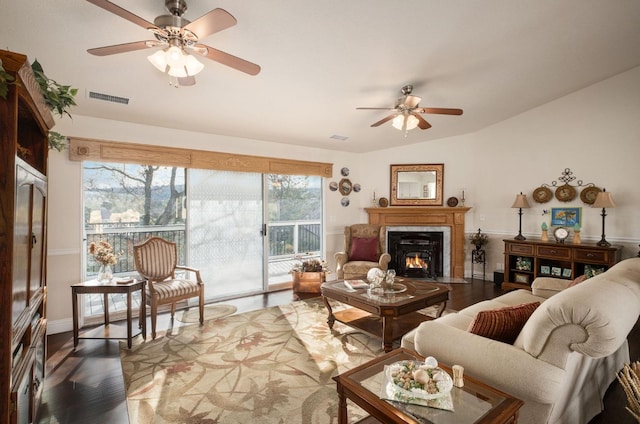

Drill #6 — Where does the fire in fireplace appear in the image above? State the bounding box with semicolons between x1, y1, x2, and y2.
406;252;430;271
388;231;443;279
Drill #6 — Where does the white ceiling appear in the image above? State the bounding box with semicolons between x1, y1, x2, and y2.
3;1;640;153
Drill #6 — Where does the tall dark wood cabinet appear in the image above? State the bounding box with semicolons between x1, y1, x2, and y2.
0;49;54;424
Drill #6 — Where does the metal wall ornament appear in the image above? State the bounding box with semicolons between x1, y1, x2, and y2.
532;168;602;205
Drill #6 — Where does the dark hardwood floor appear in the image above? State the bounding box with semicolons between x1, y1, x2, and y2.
36;280;639;423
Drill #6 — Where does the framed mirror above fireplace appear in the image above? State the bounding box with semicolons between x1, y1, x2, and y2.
390;164;444;206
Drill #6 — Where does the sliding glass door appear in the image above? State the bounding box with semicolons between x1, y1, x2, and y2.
188;169;265;300
81;161;323;308
266;175;323;286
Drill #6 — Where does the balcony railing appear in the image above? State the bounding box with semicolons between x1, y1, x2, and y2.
85;220;321;277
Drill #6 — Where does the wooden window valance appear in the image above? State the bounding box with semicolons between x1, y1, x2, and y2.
68;137;333;178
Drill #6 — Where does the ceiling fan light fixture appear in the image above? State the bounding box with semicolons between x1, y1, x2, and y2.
184;54;204;76
167;64;188;78
392;114;419;131
149;46;204;78
147;50;168;72
166;46;185;67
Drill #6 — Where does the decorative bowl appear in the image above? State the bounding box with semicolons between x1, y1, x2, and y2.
385;360;453;400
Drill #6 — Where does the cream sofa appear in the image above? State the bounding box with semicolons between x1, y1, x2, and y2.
401;257;640;424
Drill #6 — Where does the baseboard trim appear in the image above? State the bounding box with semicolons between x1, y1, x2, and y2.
47;318;74;335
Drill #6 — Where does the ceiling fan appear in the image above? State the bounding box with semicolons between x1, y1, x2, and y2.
86;0;260;86
357;85;463;131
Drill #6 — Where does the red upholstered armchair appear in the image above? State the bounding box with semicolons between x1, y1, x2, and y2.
335;224;391;280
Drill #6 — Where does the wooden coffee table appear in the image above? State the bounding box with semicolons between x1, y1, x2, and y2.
333;348;523;424
321;279;449;352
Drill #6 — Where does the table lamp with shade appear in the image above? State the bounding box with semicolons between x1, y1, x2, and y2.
511;192;531;240
592;189;616;247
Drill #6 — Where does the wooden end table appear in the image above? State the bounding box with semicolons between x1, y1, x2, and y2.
333;348;523;424
71;279;146;349
321;279;449;352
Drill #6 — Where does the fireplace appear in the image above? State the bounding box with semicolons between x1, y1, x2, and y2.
388;231;443;279
367;207;469;278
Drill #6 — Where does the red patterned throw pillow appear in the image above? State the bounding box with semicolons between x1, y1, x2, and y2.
467;302;540;344
568;274;587;287
349;237;379;262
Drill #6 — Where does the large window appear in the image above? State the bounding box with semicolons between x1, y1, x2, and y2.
82;162;323;318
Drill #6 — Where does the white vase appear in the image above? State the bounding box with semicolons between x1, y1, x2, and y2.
97;264;113;283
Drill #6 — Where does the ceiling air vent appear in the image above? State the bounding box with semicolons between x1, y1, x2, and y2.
88;91;130;105
330;134;349;141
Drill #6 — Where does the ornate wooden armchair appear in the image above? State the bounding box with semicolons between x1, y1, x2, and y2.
133;237;204;339
335;224;391;280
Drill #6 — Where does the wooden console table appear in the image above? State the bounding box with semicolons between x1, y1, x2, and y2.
71;279;146;349
503;239;621;291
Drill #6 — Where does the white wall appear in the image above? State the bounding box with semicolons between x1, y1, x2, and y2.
46;65;640;333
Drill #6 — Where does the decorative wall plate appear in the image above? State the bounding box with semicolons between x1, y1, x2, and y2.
446;196;459;207
378;197;389;207
580;186;602;204
340;167;350;176
554;184;577;202
532;186;552;203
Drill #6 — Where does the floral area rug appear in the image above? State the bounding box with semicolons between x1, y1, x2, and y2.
175;304;238;323
120;298;384;423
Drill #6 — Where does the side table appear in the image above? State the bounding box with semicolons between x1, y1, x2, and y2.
334;348;523;424
71;279;146;349
471;248;486;280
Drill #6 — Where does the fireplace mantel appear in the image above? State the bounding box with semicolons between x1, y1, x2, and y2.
366;207;471;279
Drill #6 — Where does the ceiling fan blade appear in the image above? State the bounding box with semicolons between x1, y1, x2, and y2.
356;107;395;110
371;114;398;127
184;8;237;39
416;107;464;115
87;40;159;56
192;44;260;75
414;113;432;130
86;0;158;31
178;76;196;86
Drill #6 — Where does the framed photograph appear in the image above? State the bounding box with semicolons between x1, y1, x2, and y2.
562;268;572;278
514;273;530;284
551;207;582;227
540;265;551;275
551;267;562;277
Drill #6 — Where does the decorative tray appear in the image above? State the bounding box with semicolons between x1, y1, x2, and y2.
368;283;407;296
380;359;454;412
385;360;453;401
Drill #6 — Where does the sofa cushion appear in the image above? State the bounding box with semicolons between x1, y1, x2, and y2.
349;237;379;261
468;302;540;344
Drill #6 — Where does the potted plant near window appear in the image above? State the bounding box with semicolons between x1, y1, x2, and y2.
290;257;329;299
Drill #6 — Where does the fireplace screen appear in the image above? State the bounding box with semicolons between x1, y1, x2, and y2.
388;231;443;279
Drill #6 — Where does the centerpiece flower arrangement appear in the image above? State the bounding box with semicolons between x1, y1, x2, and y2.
88;240;119;282
290;257;329;274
